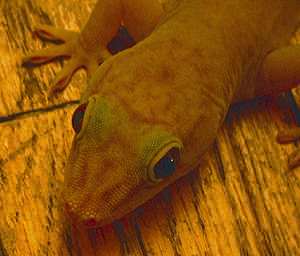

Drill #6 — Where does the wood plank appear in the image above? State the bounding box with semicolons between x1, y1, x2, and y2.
1;1;299;255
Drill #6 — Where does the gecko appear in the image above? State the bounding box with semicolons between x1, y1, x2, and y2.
23;0;300;228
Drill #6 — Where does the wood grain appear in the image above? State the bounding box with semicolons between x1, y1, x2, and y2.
0;1;299;255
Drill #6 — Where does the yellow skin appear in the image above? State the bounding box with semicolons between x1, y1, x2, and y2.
24;0;300;227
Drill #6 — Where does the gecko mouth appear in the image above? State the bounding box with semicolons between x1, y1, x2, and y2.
62;179;135;228
64;202;113;228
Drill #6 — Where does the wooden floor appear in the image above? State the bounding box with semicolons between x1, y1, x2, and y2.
1;0;300;255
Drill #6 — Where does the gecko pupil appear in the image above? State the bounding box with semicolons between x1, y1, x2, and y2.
72;103;87;134
154;148;179;179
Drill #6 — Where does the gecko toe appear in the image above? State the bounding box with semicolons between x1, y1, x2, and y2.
50;57;83;94
33;24;78;42
22;44;71;65
277;127;300;169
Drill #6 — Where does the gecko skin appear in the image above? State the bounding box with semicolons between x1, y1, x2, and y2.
24;0;300;228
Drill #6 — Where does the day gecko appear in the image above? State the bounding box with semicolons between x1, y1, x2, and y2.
23;0;300;228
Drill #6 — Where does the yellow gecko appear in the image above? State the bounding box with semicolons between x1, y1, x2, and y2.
23;0;300;228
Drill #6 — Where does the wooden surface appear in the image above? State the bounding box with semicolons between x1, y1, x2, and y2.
1;1;300;255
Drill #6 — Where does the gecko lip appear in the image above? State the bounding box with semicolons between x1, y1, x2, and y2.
81;217;112;228
84;218;98;228
64;203;111;228
64;205;95;227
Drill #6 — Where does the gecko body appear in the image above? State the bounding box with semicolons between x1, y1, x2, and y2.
24;0;300;227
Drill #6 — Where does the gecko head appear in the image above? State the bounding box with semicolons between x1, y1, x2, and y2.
63;95;184;228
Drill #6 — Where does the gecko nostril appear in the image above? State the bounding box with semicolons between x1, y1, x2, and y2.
64;202;78;220
64;203;73;216
64;203;87;226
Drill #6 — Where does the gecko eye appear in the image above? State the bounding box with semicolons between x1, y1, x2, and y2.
72;103;87;134
151;147;180;181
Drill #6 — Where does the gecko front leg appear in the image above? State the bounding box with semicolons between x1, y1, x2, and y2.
23;0;122;94
277;128;300;169
23;24;106;95
258;44;300;169
23;0;165;94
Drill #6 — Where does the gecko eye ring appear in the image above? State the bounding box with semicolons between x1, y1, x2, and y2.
148;144;181;182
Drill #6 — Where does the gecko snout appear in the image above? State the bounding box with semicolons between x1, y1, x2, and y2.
64;201;109;228
64;202;94;226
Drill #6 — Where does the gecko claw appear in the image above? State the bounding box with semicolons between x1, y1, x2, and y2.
277;127;300;169
276;127;300;143
287;150;300;170
50;57;83;93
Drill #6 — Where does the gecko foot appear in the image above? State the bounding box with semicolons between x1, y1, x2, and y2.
23;24;79;65
277;127;300;169
22;24;109;94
